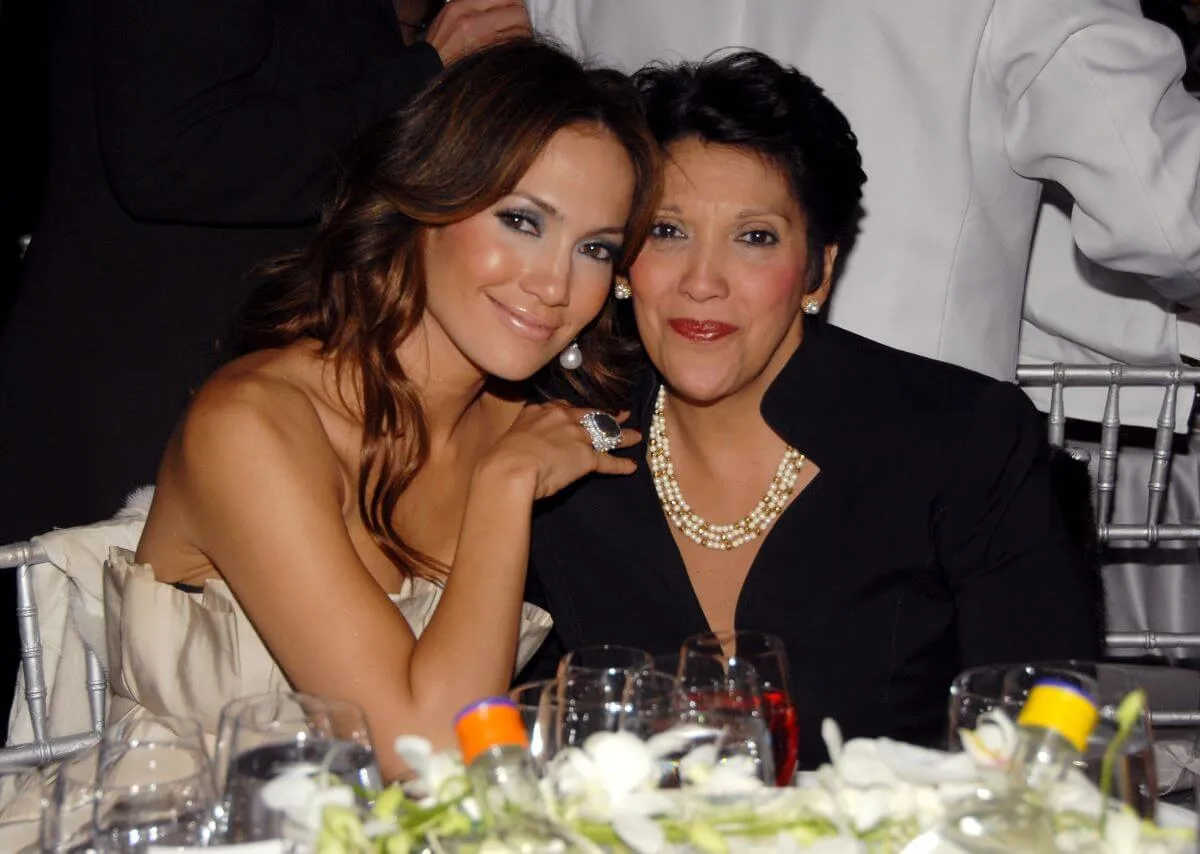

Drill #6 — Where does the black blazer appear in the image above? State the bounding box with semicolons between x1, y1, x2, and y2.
0;0;441;542
527;320;1098;770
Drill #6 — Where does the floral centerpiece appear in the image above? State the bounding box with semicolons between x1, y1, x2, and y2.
272;701;1195;854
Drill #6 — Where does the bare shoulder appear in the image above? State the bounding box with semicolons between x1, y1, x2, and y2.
175;347;343;491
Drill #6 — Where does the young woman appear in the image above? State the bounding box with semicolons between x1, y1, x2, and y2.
111;39;659;777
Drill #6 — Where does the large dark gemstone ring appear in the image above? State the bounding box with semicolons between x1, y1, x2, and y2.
579;411;622;453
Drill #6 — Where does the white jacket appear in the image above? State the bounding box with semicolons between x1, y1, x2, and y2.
530;0;1200;382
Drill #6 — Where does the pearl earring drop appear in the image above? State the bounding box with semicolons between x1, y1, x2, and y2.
558;342;583;370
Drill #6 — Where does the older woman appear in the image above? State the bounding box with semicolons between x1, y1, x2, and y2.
527;51;1098;769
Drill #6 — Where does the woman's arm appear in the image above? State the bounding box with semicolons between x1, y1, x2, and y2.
935;381;1101;668
162;375;633;779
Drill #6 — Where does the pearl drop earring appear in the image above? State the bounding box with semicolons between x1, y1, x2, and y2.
558;341;582;370
614;275;632;300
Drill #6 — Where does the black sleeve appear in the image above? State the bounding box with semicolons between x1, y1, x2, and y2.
93;0;442;226
936;382;1100;668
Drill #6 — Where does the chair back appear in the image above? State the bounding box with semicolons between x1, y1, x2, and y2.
1017;363;1200;730
0;542;105;767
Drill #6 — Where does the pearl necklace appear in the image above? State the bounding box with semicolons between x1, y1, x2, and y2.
648;386;806;551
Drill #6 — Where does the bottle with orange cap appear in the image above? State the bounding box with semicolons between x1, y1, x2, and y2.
901;678;1100;854
445;697;585;853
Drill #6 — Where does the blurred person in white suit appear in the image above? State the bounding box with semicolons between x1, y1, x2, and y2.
1020;188;1200;657
528;0;1200;380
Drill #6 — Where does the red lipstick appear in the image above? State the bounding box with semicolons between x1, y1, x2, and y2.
668;318;739;342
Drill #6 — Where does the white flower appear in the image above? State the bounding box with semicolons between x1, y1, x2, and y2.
957;709;1019;771
394;735;467;803
547;731;673;823
258;763;356;841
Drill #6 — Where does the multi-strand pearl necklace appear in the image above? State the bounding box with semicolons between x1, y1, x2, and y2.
648;386;806;551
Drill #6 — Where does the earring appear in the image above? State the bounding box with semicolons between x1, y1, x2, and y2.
558;341;583;370
613;275;632;300
802;296;821;315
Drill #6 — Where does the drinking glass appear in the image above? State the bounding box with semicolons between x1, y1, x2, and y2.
42;748;100;853
551;669;630;750
508;680;559;767
557;645;652;677
219;692;379;842
0;766;47;853
680;630;797;785
948;661;1157;819
92;740;217;851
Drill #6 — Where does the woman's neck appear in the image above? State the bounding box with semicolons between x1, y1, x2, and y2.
395;323;492;447
662;327;802;466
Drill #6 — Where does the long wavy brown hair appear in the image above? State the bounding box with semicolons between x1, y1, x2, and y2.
238;39;661;582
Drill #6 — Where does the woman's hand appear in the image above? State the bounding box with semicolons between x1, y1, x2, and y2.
479;404;640;500
424;0;531;66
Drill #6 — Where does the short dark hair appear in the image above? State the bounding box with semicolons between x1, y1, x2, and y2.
634;50;866;291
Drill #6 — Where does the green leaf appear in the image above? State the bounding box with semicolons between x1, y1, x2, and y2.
1099;688;1146;835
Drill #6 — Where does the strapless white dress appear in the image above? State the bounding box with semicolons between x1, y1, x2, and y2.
103;548;553;733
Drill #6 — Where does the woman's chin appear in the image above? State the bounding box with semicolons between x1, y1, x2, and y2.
661;374;743;407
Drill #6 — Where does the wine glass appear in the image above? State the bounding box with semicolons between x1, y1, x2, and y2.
557;645;652;677
218;692;379;842
680;630;797;785
0;766;47;852
92;739;218;851
42;748;100;853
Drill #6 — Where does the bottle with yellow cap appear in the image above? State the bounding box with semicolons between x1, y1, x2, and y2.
441;697;585;854
902;678;1099;854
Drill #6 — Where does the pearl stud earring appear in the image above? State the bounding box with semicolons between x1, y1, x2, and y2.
614;275;632;300
802;296;821;315
558;341;582;370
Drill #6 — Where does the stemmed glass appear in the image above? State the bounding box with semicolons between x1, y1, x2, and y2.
217;692;379;842
91;717;218;851
680;630;797;785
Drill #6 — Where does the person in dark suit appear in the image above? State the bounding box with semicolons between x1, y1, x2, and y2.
527;51;1099;769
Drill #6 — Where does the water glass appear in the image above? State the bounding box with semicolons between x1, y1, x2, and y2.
0;766;46;852
218;692;379;842
551;669;631;750
557;645;652;677
92;740;217;851
680;630;798;785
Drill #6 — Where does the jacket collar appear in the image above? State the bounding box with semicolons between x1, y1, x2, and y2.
629;319;868;471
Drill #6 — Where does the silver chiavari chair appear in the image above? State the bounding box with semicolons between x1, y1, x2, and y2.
1017;363;1200;730
0;541;106;768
